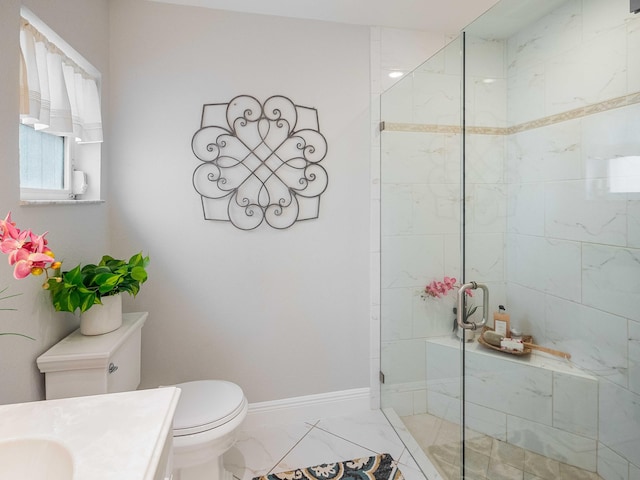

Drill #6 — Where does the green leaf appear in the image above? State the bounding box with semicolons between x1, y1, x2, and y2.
64;265;84;286
94;273;122;294
129;253;143;266
130;266;147;283
78;292;97;312
67;290;80;312
98;255;115;266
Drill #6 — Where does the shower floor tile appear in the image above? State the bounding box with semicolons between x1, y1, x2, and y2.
401;413;604;480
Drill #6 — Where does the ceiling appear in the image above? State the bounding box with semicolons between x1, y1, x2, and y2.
149;0;501;33
464;0;567;38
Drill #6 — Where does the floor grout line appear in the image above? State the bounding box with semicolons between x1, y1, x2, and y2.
266;420;319;475
311;424;383;456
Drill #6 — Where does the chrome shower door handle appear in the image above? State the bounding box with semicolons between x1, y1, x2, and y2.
456;281;489;330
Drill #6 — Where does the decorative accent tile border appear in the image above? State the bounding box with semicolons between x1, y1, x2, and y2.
509;91;640;134
383;91;640;136
383;123;508;136
383;123;462;134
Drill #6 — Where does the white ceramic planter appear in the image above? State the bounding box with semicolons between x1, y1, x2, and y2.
456;326;475;342
80;294;123;336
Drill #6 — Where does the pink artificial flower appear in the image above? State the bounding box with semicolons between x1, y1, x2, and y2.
28;230;48;249
421;275;477;318
425;281;440;297
11;248;54;279
423;275;471;300
0;212;58;280
1;229;30;261
0;212;19;241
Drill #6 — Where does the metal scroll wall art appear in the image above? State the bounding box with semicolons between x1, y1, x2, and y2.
191;95;329;230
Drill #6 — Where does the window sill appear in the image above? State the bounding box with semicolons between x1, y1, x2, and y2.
20;199;105;206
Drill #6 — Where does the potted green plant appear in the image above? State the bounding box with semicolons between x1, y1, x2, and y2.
46;253;149;313
46;253;149;335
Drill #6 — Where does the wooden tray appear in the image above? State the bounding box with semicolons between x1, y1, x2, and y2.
477;326;533;356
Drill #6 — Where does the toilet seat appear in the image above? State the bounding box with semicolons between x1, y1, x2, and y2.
173;380;247;436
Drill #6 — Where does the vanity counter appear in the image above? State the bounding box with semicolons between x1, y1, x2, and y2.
0;387;180;480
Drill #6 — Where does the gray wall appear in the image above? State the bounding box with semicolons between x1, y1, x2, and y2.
108;0;372;402
0;0;110;404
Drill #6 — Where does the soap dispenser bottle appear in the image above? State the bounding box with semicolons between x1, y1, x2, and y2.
493;305;510;338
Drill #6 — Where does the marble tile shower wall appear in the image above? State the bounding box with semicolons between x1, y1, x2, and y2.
380;0;640;478
504;1;640;476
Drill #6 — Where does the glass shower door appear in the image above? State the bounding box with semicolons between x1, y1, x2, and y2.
379;36;466;479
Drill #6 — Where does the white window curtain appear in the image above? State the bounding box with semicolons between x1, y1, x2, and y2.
19;20;103;144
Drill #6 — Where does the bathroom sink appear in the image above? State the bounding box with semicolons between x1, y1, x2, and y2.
0;437;74;479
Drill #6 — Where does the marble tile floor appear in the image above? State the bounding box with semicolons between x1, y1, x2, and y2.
402;413;603;480
223;409;428;480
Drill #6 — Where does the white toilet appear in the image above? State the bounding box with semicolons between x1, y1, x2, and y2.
171;380;248;480
36;312;247;480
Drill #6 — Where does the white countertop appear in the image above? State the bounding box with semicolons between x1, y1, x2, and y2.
0;387;181;480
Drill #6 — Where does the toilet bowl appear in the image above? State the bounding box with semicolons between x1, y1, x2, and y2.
35;314;248;480
171;380;248;480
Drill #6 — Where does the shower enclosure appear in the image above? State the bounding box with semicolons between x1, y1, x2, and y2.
380;1;640;479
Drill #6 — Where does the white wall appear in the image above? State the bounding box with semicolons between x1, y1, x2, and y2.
0;0;110;404
108;0;371;402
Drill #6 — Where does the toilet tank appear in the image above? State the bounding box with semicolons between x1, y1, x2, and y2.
37;312;148;400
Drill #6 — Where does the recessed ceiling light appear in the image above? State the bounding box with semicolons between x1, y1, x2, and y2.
388;71;404;79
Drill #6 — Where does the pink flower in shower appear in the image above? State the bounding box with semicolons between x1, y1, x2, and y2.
422;275;477;330
443;276;456;288
422;276;473;300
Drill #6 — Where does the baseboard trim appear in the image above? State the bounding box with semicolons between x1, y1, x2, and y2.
244;387;371;428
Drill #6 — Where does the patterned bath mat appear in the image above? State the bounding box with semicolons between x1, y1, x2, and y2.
253;453;404;480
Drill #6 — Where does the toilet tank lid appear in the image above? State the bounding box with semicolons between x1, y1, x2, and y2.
172;380;246;433
36;313;148;373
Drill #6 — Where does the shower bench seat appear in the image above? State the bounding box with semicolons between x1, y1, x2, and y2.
424;336;598;472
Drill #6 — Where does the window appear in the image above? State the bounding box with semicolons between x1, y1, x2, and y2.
19;7;102;202
19;124;66;190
